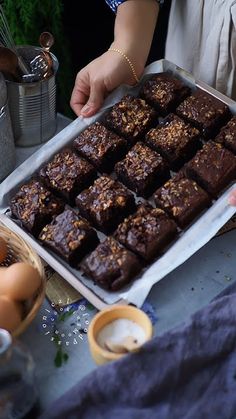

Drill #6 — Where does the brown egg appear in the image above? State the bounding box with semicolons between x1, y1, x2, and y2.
0;295;23;332
0;237;8;264
0;262;42;301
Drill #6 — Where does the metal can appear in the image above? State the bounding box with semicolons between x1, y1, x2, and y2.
6;45;59;147
0;72;15;181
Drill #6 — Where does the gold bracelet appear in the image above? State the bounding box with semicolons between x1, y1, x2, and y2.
108;47;140;83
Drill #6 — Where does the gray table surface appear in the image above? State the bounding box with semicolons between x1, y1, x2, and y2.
14;114;236;413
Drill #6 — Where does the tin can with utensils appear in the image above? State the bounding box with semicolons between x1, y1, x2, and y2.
6;45;59;147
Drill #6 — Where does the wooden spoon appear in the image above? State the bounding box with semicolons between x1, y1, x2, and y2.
105;335;140;354
0;46;20;81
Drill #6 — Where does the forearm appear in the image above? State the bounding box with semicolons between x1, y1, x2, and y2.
71;0;159;116
111;0;159;76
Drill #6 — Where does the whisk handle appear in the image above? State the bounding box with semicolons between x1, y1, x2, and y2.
17;54;30;75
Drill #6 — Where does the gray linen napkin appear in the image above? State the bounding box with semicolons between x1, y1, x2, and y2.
40;281;236;419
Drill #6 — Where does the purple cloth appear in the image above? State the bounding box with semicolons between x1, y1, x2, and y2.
40;282;236;419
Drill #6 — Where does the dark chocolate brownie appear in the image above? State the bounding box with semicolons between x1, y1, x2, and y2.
184;141;236;196
114;204;177;261
214;115;236;154
154;173;211;228
39;208;99;266
176;89;231;138
10;179;64;237
73;122;127;172
39;148;96;205
81;236;141;291
103;94;157;145
75;176;136;233
145;114;201;171
140;72;191;115
115;142;170;197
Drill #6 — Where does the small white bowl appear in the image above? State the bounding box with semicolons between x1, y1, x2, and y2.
88;305;153;365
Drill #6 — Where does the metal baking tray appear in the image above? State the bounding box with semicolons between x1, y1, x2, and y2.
0;59;236;309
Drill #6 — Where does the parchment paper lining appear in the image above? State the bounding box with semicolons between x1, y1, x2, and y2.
0;60;235;308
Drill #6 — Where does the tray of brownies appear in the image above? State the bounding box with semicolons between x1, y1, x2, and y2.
0;59;236;309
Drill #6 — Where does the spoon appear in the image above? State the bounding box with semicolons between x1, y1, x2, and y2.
104;335;141;354
0;46;20;81
39;31;54;78
39;31;54;52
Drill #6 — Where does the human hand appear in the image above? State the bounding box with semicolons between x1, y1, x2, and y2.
228;189;236;206
70;50;142;118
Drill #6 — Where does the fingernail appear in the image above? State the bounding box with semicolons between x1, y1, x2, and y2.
81;104;91;115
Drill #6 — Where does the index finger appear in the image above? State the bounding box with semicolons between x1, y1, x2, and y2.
70;84;89;116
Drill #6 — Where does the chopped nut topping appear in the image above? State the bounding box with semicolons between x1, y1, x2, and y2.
176;90;230;135
39;208;97;260
146;114;199;156
104;94;157;140
114;204;177;260
74;122;126;170
140;73;190;113
185;141;236;195
40;148;95;194
76;175;135;231
154;173;210;227
82;237;140;290
214;115;236;153
116;142;166;182
10;179;64;234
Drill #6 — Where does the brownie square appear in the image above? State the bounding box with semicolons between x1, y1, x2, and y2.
73;122;127;172
154;174;211;228
184;141;236;196
176;89;231;138
75;176;136;233
114;204;177;261
140;72;191;115
145;114;201;171
39;148;96;205
10;179;64;237
39;208;99;266
81;237;141;291
115;142;170;197
214;115;236;154
103;94;157;145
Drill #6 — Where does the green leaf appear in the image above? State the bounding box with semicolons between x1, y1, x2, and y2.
63;353;69;363
57;309;75;322
86;303;96;312
54;348;63;368
52;334;60;345
54;348;69;367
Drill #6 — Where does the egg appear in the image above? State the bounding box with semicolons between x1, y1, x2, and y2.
0;295;23;332
0;262;42;301
0;237;8;264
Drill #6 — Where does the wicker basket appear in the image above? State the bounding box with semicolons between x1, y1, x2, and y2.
0;224;46;337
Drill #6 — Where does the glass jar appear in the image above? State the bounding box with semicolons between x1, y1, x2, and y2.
0;328;38;419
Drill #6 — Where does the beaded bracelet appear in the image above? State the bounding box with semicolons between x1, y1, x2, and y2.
108;47;140;83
